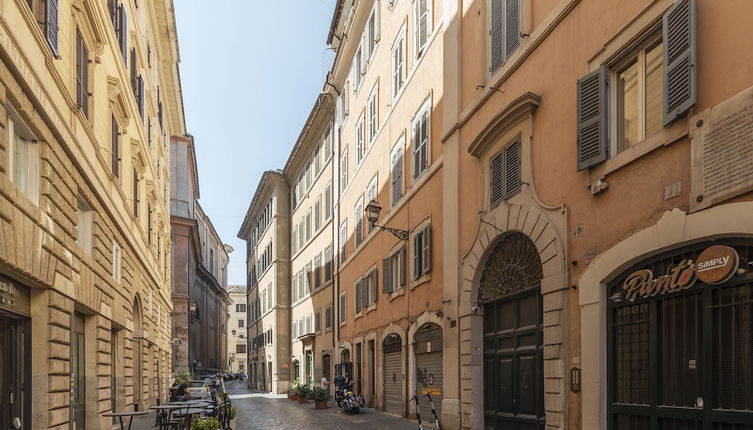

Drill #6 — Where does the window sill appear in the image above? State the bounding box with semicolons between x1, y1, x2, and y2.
411;274;431;290
595;119;689;179
365;303;377;314
388;287;405;302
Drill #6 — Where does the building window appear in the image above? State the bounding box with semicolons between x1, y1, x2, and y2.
339;221;348;263
305;210;312;242
77;199;93;255
490;138;521;206
116;4;127;62
324;127;333;161
111;115;120;178
6;106;39;204
238;319;244;328
392;24;406;99
363;269;378;308
340;150;348;193
382;246;406;293
390;137;404;206
489;0;521;73
236;344;247;354
147;203;153;244
305;263;313;295
414;0;432;58
112;241;122;282
325;304;333;329
412;224;431;280
314;254;322;289
353;46;363;90
355;279;363;314
236;304;246;313
75;30;89;118
356;115;365;165
132;168;139;217
412;100;430;179
366;6;379;59
292;272;299;303
24;0;59;54
354;199;363;247
315;310;321;333
339;292;347;323
368;84;379;142
324;245;333;282
324;182;333;221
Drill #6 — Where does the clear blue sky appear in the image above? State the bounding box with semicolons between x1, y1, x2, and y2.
175;1;336;286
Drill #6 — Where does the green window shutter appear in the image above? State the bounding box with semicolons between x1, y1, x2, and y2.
576;66;609;171
382;257;392;294
399;246;406;286
663;0;696;126
355;281;362;313
422;224;431;275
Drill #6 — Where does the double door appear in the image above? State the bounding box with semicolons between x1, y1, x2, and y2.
0;317;29;430
483;290;545;430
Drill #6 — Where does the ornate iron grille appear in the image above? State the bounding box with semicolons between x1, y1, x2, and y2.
478;232;543;304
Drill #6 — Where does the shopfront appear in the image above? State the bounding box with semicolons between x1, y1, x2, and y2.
0;275;31;430
606;240;753;429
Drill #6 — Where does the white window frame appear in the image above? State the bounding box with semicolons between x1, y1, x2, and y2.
324;182;333;221
354;198;364;246
355;114;365;165
340;149;349;193
367;83;379;143
392;23;407;100
314;195;322;231
413;0;433;59
6;107;40;204
339;220;348;262
391;136;405;205
412;97;432;180
353;46;364;91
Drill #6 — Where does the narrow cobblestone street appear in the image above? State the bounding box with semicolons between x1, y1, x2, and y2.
225;380;420;430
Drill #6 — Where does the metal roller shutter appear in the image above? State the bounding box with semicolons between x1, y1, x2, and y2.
416;351;443;422
383;350;403;415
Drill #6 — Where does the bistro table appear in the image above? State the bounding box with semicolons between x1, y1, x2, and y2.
173;407;208;430
101;410;150;430
150;404;186;430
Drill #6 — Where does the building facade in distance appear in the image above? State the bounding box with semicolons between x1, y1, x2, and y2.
0;0;182;427
227;284;248;373
238;171;291;393
170;134;232;377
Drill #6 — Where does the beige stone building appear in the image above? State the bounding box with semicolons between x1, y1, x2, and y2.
227;284;247;373
283;94;336;390
238;170;291;393
0;0;182;428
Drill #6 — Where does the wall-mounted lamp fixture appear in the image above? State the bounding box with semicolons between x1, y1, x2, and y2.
232;329;237;336
570;367;581;393
365;200;409;240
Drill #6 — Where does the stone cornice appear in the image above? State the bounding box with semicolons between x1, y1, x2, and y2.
467;92;541;158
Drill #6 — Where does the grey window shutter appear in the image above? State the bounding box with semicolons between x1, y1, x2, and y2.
504;139;521;197
362;278;370;309
490;151;504;205
382;257;392;293
413;234;420;280
490;0;505;72
76;33;83;109
392;152;403;206
137;76;145;119
413;122;421;179
505;0;520;58
371;271;378;303
119;6;128;63
355;281;362;313
576;66;609;171
422;225;431;275
46;0;59;55
663;0;696;126
399;246;406;286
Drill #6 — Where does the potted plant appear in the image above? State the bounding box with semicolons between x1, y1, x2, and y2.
289;380;302;401
191;417;220;430
295;384;311;403
309;386;329;409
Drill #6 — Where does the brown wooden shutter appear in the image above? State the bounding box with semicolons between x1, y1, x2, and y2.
383;256;392;293
490;0;505;72
399;245;406;286
576;66;609;171
46;0;59;55
505;0;520;58
663;0;696;126
422;225;431;275
490;151;504;205
118;5;127;63
504;139;521;197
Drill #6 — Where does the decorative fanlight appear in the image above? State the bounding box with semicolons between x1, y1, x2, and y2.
477;232;543;304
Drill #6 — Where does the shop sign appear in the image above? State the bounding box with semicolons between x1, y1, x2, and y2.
620;245;740;302
0;277;31;316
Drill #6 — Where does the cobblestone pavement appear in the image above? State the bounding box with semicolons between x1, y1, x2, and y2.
226;379;420;430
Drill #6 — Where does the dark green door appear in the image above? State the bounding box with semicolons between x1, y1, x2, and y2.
73;313;86;429
484;289;545;430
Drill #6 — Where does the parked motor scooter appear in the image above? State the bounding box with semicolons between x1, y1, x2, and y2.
335;381;365;413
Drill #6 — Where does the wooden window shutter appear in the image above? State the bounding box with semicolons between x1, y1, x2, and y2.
137;76;145;119
505;0;520;58
399;245;406;286
362;277;370;309
45;0;59;55
504;139;521;197
490;0;504;72
392;150;403;205
111;115;119;177
370;270;378;303
355;281;362;313
413;234;420;280
118;6;127;63
490;151;504;205
663;0;696;126
76;32;83;110
576;66;609;171
413;122;421;179
382;256;392;293
422;224;431;275
108;0;118;28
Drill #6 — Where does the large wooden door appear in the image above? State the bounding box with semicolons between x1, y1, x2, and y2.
1;317;30;430
72;313;86;429
483;290;545;430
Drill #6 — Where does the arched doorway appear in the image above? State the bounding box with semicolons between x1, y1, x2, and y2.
337;348;352;379
383;334;403;416
479;232;545;429
415;323;443;420
132;297;143;408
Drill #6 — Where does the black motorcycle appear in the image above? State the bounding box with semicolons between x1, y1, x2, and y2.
335;382;365;413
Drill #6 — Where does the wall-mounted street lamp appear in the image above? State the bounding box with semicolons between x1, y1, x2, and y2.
570;367;581;393
365;200;409;241
232;329;237;336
